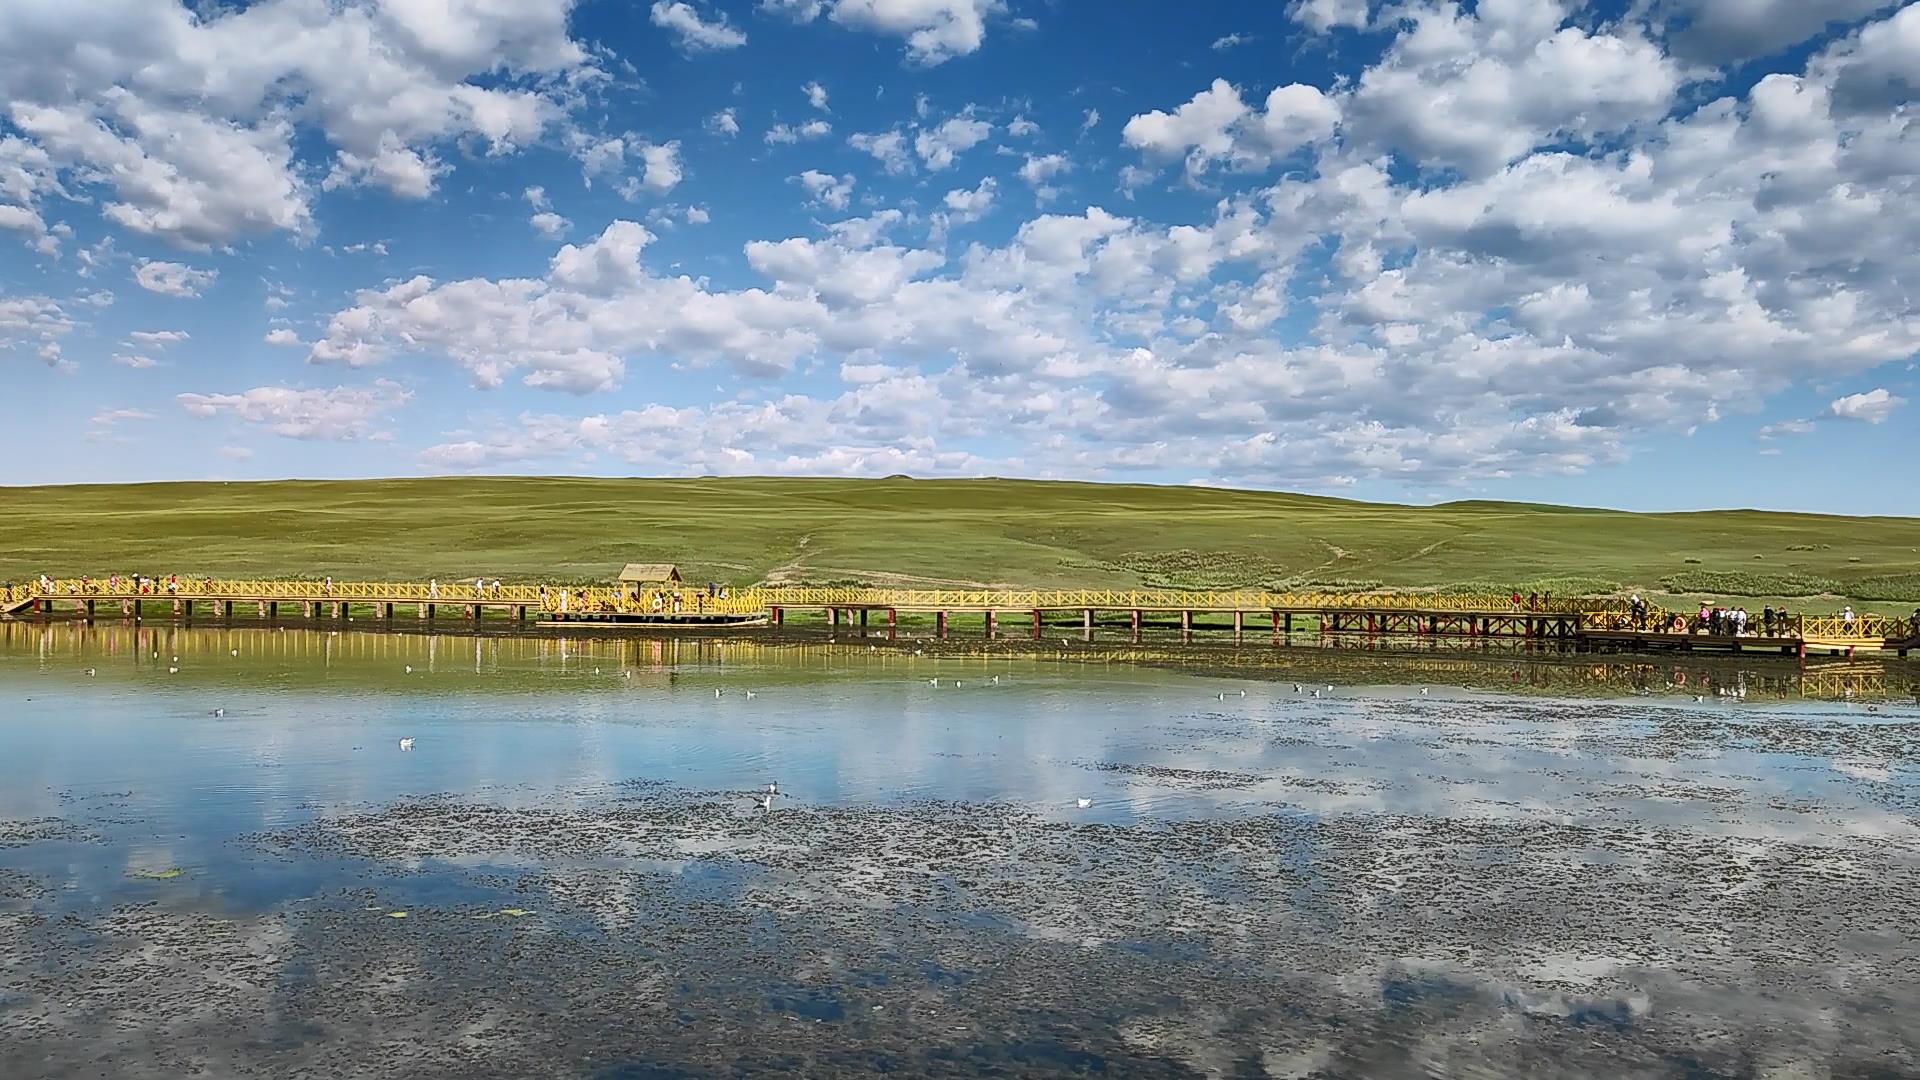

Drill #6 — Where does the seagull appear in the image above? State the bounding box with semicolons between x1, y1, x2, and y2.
929;678;939;686
991;676;1000;685
767;782;780;795
755;793;775;812
1076;797;1093;809
1311;690;1321;698
1420;688;1429;695
398;738;415;751
1216;692;1227;701
84;668;96;677
1292;684;1301;693
212;708;225;717
1239;690;1247;697
745;690;756;699
1325;685;1334;692
1693;695;1705;703
404;665;413;674
167;666;178;674
622;670;633;679
230;649;239;657
172;655;179;663
593;667;600;675
715;688;724;698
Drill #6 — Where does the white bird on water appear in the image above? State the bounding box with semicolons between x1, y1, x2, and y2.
767;782;780;796
929;678;939;687
715;688;723;698
404;665;413;674
398;738;415;751
212;708;225;717
755;793;775;812
230;649;239;657
167;666;178;674
84;668;96;677
745;690;756;699
1076;797;1093;809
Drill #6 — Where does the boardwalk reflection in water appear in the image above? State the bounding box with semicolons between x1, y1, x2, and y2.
1;623;1918;1077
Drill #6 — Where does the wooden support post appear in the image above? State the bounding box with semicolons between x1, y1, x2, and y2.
770;606;784;626
264;601;274;619
181;599;192;623
85;599;96;621
1234;610;1244;640
516;606;527;623
887;608;897;640
1083;608;1094;631
859;608;869;635
426;603;436;621
382;603;394;621
1181;610;1193;635
223;600;234;619
1031;609;1042;639
828;607;839;628
130;600;140;623
936;610;948;639
337;602;349;621
1131;609;1141;642
985;610;996;637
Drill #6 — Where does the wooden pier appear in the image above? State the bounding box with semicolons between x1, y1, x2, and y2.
2;578;1911;659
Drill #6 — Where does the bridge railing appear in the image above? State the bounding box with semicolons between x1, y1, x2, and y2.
744;586;1618;615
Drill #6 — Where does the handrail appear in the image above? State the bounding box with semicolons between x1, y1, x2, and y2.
3;577;1912;641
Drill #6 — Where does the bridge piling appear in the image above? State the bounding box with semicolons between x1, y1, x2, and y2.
936;610;948;639
1130;609;1141;643
1234;610;1244;641
887;608;897;640
984;610;996;638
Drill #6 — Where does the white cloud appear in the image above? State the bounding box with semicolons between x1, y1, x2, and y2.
943;177;997;221
707;108;741;137
0;0;593;245
685;205;711;225
1007;116;1039;137
111;354;159;369
796;170;856;210
766;120;833;145
531;211;571;237
1211;32;1255;50
218;445;254;461
649;1;748;52
127;329;188;347
264;328;303;347
632;142;683;196
914;115;992;170
1123;79;1340;178
1288;0;1372;33
773;0;1007;65
1811;3;1920;112
1828;388;1905;423
177;379;412;440
133;259;217;298
804;81;830;110
849;129;914;174
89;407;153;430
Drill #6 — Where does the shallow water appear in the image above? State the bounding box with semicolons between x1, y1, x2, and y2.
4;622;1920;1078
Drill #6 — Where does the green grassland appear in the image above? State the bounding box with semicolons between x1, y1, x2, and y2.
2;476;1918;611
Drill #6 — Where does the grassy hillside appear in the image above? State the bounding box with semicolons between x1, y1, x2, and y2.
2;476;1917;610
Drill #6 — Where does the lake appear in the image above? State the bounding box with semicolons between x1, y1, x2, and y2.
3;620;1918;1077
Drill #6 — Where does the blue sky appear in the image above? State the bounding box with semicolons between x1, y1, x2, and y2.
1;0;1915;513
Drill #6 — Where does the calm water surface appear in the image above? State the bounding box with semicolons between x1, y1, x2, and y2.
4;621;1919;1078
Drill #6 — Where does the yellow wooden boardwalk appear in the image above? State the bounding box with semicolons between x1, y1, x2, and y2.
3;576;1912;654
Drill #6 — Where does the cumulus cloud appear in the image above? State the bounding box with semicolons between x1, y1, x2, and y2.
1288;0;1372;33
804;81;830;110
1123;79;1340;177
849;129;914;174
914;115;992;170
795;171;856;210
766;120;833;145
707;109;741;137
0;0;594;246
1650;0;1896;64
770;0;1008;65
263;328;303;347
127;329;189;347
177;379;412;440
1828;388;1905;424
649;1;748;52
133;259;216;298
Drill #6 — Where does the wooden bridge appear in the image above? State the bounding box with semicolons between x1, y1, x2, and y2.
3;577;1912;658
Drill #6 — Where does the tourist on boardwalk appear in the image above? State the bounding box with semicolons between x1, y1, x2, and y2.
429;579;439;599
1842;605;1856;630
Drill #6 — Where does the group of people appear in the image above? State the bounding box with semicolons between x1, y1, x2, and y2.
1625;593;1801;636
27;573;205;596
